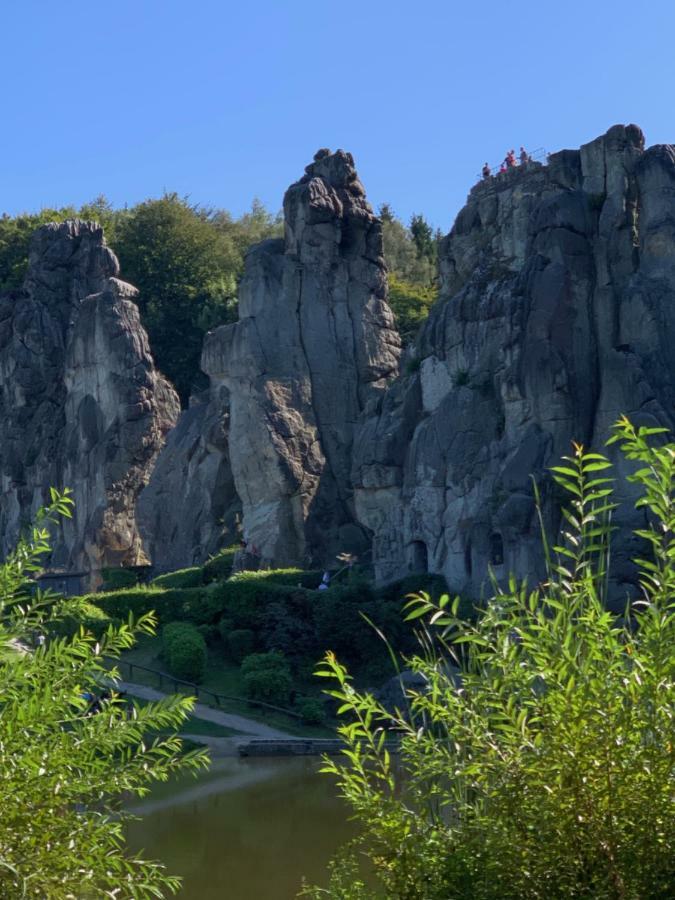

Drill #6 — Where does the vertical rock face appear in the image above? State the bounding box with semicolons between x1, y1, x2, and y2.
136;386;241;572
0;221;179;579
202;149;401;566
354;125;675;601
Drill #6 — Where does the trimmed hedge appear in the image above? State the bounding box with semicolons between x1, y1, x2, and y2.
162;621;207;682
224;627;256;662
48;601;114;640
151;566;204;589
100;567;138;591
202;546;238;583
227;568;323;589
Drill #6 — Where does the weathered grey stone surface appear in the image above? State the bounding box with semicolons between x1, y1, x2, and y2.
202;149;401;566
0;221;179;582
137;386;241;572
353;125;675;603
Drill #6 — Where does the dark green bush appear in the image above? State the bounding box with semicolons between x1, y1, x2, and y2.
196;623;220;646
260;591;316;659
47;602;114;640
225;628;256;662
241;651;292;705
162;622;207;683
100;567;138;591
297;698;325;725
202;546;238;584
151;567;204;589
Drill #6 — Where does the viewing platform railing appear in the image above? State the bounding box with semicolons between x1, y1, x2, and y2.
476;147;547;181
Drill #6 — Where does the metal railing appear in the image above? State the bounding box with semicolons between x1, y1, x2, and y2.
476;147;547;181
116;658;303;719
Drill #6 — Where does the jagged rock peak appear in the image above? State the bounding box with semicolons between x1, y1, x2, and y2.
199;149;400;568
353;124;675;604
0;219;179;585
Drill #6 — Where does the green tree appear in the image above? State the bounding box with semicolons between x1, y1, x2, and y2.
378;204;438;344
0;489;208;898
387;275;437;345
409;213;435;264
304;419;675;899
114;193;241;402
0;208;75;292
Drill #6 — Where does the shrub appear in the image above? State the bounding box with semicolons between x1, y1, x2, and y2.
0;489;207;897
162;622;207;683
310;419;675;899
100;567;138;591
47;601;114;640
241;651;292;705
202;546;238;583
297;698;325;725
151;566;204;589
227;568;323;589
196;623;220;646
87;587;162;620
90;586;213;626
226;627;256;662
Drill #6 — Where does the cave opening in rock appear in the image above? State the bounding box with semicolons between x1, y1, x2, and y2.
464;541;473;576
409;540;429;573
490;532;504;567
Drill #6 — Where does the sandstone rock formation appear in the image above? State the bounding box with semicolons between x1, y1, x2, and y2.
200;149;401;567
0;221;179;581
136;385;240;572
354;125;675;602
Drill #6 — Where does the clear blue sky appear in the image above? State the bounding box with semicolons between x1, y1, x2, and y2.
1;0;673;232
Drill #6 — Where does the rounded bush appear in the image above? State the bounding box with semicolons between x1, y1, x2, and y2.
297;698;325;725
162;621;207;683
226;627;255;662
241;651;292;705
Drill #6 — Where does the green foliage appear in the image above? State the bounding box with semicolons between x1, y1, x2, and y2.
0;197;281;404
225;627;256;662
387;275;438;345
380;204;437;287
100;566;139;591
46;600;114;640
162;621;207;683
90;586;164;620
241;651;293;705
202;545;238;583
311;419;675;899
297;697;325;725
151;566;204;589
0;490;207;898
114;193;240;402
228;567;322;588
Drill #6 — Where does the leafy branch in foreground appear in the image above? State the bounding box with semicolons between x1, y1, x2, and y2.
302;419;675;900
0;490;209;899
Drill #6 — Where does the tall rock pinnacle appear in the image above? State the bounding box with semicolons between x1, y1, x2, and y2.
201;149;401;566
0;220;180;581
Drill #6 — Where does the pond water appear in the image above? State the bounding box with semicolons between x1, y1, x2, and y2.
126;756;356;900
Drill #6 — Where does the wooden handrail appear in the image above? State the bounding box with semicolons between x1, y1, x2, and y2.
116;658;303;719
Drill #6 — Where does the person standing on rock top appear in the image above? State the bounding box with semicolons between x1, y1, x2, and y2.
519;146;529;165
482;162;491;179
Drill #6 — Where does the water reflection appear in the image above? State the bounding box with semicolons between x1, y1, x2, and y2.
126;757;354;900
